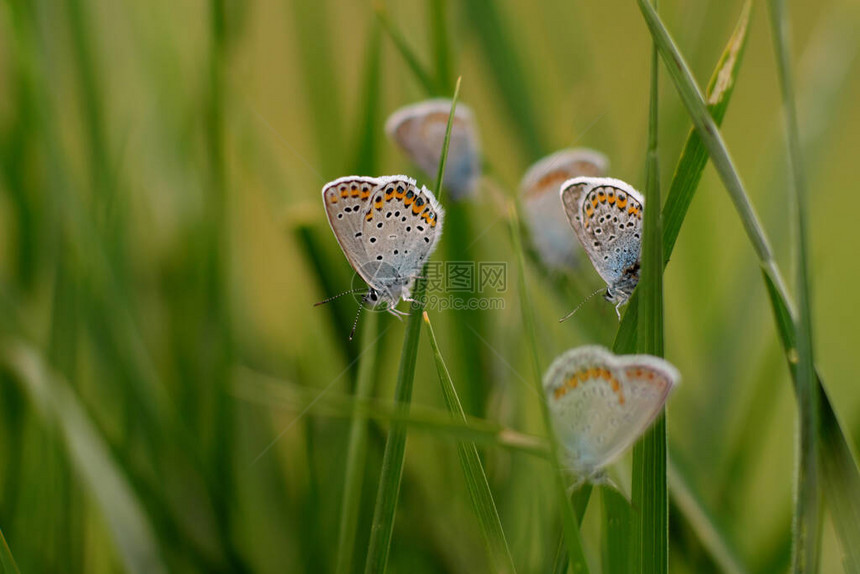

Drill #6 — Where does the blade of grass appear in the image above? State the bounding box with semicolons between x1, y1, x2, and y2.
509;206;589;574
335;313;380;574
374;4;440;96
667;460;747;574
637;3;860;571
234;367;550;458
461;0;545;158
423;312;516;574
630;1;668;569
1;340;166;574
762;274;860;573
0;527;20;574
336;22;387;574
428;0;453;94
601;486;633;574
767;2;821;570
614;0;752;352
551;486;594;574
364;77;461;574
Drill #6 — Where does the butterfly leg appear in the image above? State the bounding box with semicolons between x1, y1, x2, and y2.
387;306;409;320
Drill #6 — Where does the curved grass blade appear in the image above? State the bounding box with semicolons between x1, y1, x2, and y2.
0;527;20;574
630;0;667;568
637;2;860;570
233;367;550;459
374;4;439;96
423;312;516;574
614;0;752;352
668;461;747;574
509;205;589;574
767;2;822;570
363;77;461;574
1;341;166;574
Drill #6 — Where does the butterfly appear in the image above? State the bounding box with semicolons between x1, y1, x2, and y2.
386;99;481;201
319;175;444;337
544;345;679;484
560;177;644;318
520;148;609;271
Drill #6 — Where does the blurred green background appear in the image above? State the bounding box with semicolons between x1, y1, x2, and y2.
0;0;858;572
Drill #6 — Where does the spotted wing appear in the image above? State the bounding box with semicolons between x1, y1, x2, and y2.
544;346;633;476
561;177;644;286
360;175;444;294
386;100;480;200
521;149;609;270
322;176;380;276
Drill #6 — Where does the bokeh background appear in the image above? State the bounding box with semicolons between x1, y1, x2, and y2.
0;0;858;572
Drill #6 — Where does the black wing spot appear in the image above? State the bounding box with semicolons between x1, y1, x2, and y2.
344;207;352;213
394;249;399;255
417;225;424;232
424;237;430;243
369;237;377;243
395;211;401;217
355;232;362;237
401;217;407;222
337;214;343;219
406;226;411;232
386;212;392;218
376;255;383;261
377;222;383;228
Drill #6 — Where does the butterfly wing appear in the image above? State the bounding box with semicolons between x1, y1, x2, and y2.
585;353;680;468
561;177;644;287
360;175;445;299
322;176;380;280
386;100;481;200
521;149;609;270
544;346;633;476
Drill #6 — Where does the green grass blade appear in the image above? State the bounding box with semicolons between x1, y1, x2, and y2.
509;205;589;574
767;2;822;570
615;0;752;353
290;0;344;173
335;313;380;574
234;368;550;459
1;341;166;574
0;527;20;574
601;486;633;574
638;3;860;570
423;312;517;574
364;78;461;574
335;23;386;573
762;274;860;573
668;461;747;574
428;0;454;93
461;0;544;158
630;2;667;571
374;5;440;96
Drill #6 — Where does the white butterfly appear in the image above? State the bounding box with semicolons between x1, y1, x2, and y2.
544;345;679;484
386;99;481;201
320;175;444;336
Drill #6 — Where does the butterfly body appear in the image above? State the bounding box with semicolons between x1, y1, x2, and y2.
322;175;444;316
560;177;644;315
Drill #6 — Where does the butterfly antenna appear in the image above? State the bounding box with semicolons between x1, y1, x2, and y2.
348;302;364;341
559;287;605;323
314;288;363;307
